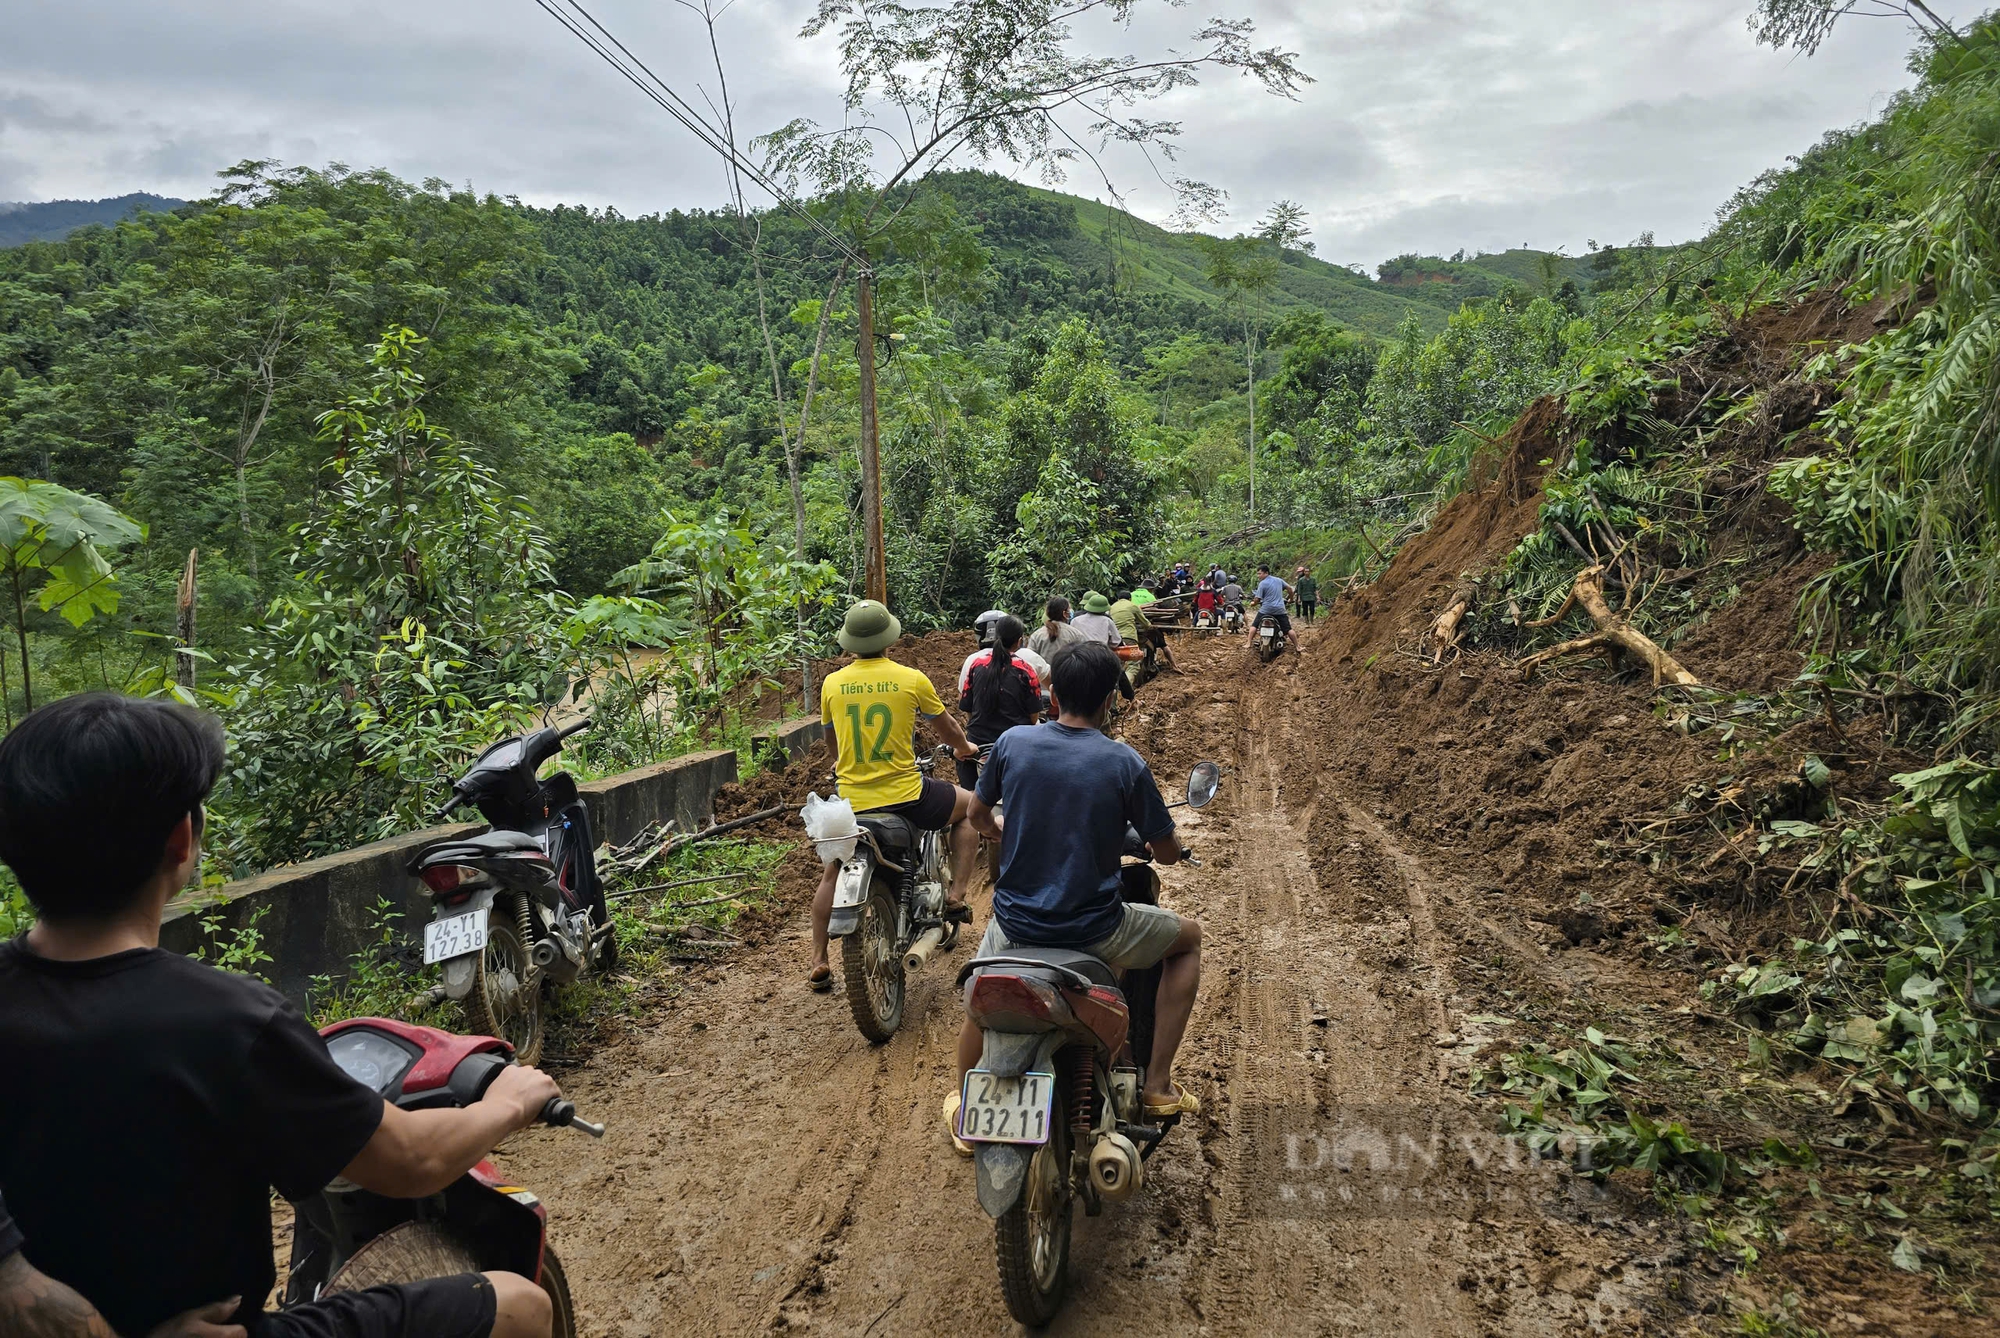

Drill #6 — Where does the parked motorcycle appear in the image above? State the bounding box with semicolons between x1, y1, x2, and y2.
1254;612;1290;663
955;762;1222;1325
409;718;609;1066
826;746;964;1042
285;1017;604;1337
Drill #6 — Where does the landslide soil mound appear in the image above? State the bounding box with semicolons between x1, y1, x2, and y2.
1269;294;1990;1333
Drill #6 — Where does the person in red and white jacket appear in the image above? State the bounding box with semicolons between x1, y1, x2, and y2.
956;616;1045;788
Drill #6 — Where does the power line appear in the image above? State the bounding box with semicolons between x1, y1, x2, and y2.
528;0;869;269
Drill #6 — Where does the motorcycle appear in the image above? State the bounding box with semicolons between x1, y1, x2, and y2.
1254;611;1290;663
956;762;1222;1325
826;746;964;1042
1220;603;1245;634
409;718;610;1066
284;1017;604;1337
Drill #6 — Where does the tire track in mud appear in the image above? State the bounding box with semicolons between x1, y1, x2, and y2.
496;631;1700;1335
1188;655;1484;1335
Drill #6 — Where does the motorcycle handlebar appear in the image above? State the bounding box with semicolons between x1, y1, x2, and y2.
540;1097;606;1138
434;792;466;822
556;717;592;743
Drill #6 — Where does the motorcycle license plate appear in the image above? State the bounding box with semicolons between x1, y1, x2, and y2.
1260;625;1276;638
833;859;870;909
958;1069;1056;1145
423;908;489;965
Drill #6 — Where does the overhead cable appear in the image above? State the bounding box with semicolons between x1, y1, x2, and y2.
529;0;870;269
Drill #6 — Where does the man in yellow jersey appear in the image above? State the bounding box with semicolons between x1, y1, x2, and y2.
810;600;981;992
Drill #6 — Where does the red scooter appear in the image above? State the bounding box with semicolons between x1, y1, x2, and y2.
283;1017;603;1337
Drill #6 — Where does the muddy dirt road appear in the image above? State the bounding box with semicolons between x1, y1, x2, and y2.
501;632;1706;1335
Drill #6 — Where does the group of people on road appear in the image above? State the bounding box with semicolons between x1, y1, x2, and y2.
807;597;1207;1153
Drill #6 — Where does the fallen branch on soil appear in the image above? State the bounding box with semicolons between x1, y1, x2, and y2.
608;871;754;903
664;806;787;855
1517;564;1700;687
1425;585;1475;665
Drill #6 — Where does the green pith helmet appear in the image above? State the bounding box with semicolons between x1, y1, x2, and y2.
838;599;902;656
1082;592;1110;614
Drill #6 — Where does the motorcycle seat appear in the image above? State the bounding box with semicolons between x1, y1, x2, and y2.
857;813;917;852
965;946;1119;991
412;829;545;869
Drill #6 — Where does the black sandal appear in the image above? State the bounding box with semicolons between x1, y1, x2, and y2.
806;966;834;993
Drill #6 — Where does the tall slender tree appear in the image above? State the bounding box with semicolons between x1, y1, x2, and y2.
1201;236;1280;522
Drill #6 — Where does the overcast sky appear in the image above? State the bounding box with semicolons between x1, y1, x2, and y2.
0;0;1944;266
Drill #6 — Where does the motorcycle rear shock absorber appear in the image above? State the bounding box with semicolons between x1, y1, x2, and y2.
1065;1047;1095;1136
516;896;538;981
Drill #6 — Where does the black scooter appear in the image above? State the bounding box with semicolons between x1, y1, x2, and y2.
407;719;610;1066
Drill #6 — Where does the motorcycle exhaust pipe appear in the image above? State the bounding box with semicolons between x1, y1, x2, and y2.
531;935;585;984
903;925;947;974
1089;1132;1144;1202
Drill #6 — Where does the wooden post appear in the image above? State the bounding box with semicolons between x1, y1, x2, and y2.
175;547;198;690
856;269;888;605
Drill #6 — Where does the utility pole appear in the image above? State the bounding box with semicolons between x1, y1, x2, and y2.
856;269;888;604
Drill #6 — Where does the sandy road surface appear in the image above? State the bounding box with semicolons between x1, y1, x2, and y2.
499;632;1705;1335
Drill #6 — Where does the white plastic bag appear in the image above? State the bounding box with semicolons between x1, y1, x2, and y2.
801;791;860;866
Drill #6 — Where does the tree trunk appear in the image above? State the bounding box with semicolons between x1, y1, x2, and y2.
11;567;31;711
1245;318;1257;523
1518;565;1698;687
175;548;199;690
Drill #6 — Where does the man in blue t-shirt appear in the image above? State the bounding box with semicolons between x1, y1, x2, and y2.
1248;563;1296;651
948;642;1204;1153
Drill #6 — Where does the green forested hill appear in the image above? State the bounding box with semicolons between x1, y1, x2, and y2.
0;194;186;248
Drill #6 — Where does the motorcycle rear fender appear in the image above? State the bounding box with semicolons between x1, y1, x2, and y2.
432;886;499;1000
827;852;877;939
973;1032;1066;1218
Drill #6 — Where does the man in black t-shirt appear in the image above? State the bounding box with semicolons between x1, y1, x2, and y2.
0;694;560;1338
3;1189;246;1336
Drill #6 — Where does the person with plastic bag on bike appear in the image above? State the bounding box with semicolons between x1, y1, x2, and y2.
945;641;1204;1154
0;695;562;1338
810;600;981;993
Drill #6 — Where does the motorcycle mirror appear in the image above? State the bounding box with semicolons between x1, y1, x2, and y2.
1186;762;1221;810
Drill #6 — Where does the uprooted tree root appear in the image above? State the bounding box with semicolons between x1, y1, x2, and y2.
1425;584;1475;665
1516;564;1700;687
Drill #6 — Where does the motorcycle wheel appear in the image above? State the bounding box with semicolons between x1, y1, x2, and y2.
540;1245;579;1338
841;883;904;1042
994;1087;1074;1326
466;898;545;1066
323;1222;477;1293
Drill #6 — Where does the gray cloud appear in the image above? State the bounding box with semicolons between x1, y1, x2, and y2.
0;0;1952;262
